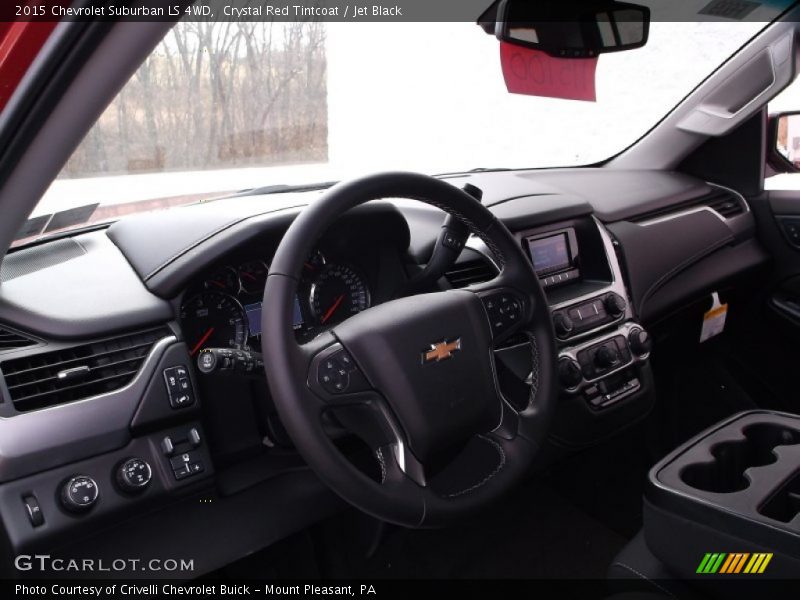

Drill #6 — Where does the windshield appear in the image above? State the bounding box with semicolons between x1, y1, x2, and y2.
24;20;765;245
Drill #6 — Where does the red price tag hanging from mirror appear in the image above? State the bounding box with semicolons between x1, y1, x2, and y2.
499;42;598;102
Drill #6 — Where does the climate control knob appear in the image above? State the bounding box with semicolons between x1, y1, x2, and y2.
552;312;574;339
604;293;627;318
61;475;99;513
116;458;153;494
594;345;619;369
628;328;653;357
558;357;583;389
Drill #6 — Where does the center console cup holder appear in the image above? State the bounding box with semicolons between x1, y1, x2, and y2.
679;423;800;493
646;412;800;579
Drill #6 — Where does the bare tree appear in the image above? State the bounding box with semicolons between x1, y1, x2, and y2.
61;21;328;179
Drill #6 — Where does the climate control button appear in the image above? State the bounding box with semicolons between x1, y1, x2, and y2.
604;293;627;318
628;328;653;357
558;357;583;389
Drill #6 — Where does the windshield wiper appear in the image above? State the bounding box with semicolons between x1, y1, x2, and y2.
13;203;100;243
229;181;337;199
433;167;512;177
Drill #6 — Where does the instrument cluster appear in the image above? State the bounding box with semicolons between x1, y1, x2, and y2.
180;250;371;357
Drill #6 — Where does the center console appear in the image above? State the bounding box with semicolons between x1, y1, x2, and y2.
477;215;656;449
644;411;800;579
521;218;652;413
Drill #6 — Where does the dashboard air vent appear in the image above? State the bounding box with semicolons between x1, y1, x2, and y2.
635;187;746;223
445;258;497;288
0;327;36;351
0;327;169;412
704;189;745;218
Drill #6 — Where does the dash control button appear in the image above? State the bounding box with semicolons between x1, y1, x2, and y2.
60;475;99;513
22;495;44;527
164;366;195;409
116;458;152;494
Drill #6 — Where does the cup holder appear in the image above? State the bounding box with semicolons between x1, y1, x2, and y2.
680;423;800;493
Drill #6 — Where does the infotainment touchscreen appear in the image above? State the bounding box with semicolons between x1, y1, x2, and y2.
526;233;572;275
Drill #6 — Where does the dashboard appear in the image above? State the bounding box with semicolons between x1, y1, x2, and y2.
0;168;771;577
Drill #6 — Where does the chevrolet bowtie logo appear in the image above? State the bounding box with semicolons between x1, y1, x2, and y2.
423;338;461;364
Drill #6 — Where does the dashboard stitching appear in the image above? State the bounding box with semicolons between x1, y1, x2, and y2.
443;434;506;498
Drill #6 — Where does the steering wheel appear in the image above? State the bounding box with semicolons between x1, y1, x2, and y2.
261;172;557;527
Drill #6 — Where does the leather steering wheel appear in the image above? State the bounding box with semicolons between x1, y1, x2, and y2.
261;172;557;527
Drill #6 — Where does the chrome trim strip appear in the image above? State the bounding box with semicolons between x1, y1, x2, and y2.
638;182;749;227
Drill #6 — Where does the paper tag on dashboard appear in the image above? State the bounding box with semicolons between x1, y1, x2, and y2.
700;292;728;343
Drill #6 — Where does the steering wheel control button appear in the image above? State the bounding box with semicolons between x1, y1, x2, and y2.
312;345;370;398
22;495;44;527
482;292;525;337
116;458;153;494
61;475;99;513
164;365;195;409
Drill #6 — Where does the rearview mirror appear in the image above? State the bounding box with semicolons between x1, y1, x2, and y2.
495;0;650;58
770;112;800;173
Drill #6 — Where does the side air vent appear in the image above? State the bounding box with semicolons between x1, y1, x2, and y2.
0;327;169;412
0;327;37;351
445;258;497;288
704;189;746;218
636;187;746;223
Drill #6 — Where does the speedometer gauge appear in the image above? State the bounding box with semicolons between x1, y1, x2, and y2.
310;264;370;326
180;291;248;356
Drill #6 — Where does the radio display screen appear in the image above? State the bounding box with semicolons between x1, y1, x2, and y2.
526;233;572;275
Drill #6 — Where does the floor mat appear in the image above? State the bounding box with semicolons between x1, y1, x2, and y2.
343;482;628;579
545;426;652;539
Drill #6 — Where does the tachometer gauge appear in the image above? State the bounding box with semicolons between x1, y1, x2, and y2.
204;267;240;295
237;260;269;295
310;264;370;326
180;291;248;356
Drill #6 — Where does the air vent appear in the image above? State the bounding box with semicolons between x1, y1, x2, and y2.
704;189;746;218
636;187;746;223
0;327;37;351
445;258;497;288
0;327;169;412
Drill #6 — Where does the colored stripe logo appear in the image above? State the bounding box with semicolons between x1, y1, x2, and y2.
696;552;773;574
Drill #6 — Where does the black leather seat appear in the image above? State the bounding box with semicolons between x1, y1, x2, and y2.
607;531;697;599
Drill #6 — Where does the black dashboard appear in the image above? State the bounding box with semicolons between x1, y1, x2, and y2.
0;168;771;577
